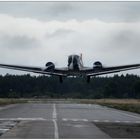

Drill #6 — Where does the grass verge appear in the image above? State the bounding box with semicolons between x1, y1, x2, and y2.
0;98;28;106
78;99;140;114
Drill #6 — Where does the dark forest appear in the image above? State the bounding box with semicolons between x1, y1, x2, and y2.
0;74;140;99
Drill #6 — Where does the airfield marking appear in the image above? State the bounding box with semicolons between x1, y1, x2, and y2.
62;118;140;124
124;121;130;123
103;120;110;122
62;118;88;122
115;120;121;123
52;104;59;139
93;120;99;122
0;128;9;133
53;104;57;119
0;129;9;131
0;118;46;121
0;117;139;124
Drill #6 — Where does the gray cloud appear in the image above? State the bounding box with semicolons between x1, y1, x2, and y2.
0;2;140;22
0;2;139;76
0;35;40;50
107;29;140;53
49;2;74;16
45;29;75;38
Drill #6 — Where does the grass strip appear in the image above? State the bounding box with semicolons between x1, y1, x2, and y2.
0;98;28;106
78;99;140;114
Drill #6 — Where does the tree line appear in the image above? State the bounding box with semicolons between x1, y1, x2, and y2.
0;74;140;99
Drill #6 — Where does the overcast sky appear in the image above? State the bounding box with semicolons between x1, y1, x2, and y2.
0;1;140;76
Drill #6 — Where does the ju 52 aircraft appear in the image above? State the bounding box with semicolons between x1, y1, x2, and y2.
0;54;140;83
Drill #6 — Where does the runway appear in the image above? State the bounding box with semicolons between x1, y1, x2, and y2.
0;103;140;138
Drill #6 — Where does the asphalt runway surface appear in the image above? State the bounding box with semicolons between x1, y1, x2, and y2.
0;102;140;138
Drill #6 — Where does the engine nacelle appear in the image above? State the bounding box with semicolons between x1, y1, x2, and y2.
45;62;55;71
93;61;102;69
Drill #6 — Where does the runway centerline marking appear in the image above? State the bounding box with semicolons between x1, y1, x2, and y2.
52;104;59;139
53;104;57;119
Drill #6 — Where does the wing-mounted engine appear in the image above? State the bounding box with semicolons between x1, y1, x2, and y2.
93;61;103;69
44;62;55;71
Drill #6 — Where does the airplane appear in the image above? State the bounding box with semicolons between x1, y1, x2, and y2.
0;54;140;83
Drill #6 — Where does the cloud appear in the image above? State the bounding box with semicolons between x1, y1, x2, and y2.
45;29;75;39
0;35;40;50
0;2;140;22
49;2;74;16
0;14;140;75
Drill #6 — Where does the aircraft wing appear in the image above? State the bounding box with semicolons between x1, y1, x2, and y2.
86;64;140;77
0;64;67;76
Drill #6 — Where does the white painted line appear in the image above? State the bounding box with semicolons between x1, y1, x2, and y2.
93;120;99;122
17;118;46;121
62;118;88;122
103;120;110;122
53;119;59;139
0;118;46;121
0;129;9;131
73;119;88;122
52;104;59;139
124;121;130;123
62;118;67;121
75;119;88;122
62;119;140;124
0;128;9;132
53;104;57;119
115;120;121;123
83;119;88;122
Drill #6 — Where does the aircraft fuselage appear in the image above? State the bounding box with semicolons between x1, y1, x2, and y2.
68;54;83;71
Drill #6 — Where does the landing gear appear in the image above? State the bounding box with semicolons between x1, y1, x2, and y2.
59;76;63;83
87;76;90;83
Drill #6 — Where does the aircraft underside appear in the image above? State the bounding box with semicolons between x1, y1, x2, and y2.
0;54;140;83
